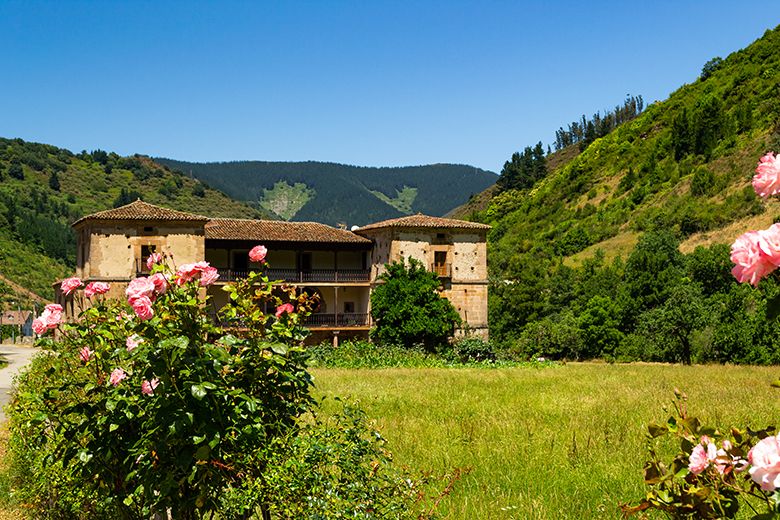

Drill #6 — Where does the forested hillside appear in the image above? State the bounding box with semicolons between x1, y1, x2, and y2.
155;159;497;226
0;139;266;302
467;25;780;364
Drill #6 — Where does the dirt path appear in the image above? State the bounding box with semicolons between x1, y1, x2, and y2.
0;344;38;422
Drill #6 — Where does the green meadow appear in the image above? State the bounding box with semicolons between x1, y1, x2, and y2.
312;364;779;519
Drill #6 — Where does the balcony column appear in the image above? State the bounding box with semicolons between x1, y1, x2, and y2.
334;251;339;282
334;286;339;327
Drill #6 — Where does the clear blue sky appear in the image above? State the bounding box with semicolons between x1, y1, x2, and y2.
1;1;778;173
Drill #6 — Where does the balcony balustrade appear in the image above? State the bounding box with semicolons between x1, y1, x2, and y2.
430;263;452;278
213;312;369;329
214;268;371;283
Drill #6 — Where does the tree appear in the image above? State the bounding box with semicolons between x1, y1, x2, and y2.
700;56;723;80
8;161;24;180
370;258;461;351
48;171;61;191
113;188;142;208
578;295;623;358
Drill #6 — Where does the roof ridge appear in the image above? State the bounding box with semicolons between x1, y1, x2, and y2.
73;200;210;227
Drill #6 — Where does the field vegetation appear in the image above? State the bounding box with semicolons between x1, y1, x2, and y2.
312;363;779;519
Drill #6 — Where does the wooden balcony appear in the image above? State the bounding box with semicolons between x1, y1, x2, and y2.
213;312;369;329
305;313;369;328
431;263;452;278
215;268;371;283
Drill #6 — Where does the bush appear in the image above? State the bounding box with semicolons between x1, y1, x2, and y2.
370;258;461;352
511;312;583;360
449;336;496;363
5;255;445;518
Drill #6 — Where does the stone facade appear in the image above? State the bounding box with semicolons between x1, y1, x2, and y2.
355;221;490;338
61;203;490;341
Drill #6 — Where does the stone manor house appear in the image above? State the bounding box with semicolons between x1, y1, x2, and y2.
58;200;490;343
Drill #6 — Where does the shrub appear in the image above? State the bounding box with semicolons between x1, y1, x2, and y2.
370;258;461;352
5;254;444;518
449;336;496;363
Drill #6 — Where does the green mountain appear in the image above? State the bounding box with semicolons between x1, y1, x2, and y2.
0;140;266;302
459;25;780;360
154;159;498;226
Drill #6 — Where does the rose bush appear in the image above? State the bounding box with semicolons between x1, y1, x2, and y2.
626;153;780;518
6;250;447;519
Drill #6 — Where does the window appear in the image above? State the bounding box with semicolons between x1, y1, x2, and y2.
140;245;156;272
433;251;448;277
344;301;355;313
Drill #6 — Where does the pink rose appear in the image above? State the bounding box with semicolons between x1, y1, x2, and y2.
175;261;217;286
31;318;46;335
731;230;777;286
61;277;83;296
79;346;92;363
84;281;110;298
149;273;169;295
199;266;219;287
752;152;780;199
275;303;295;318
688;437;718;475
109;368;127;386
249;245;268;263
141;378;160;396
748;435;780;491
146;252;163;270
689;444;710;475
36;304;63;331
126;277;156;303
131;296;154;321
126;334;143;351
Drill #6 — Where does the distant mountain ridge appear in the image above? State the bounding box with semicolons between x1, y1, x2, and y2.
154;158;497;226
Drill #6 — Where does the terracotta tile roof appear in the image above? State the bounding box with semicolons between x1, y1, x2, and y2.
355;214;491;233
73;200;209;226
1;310;31;324
205;218;372;244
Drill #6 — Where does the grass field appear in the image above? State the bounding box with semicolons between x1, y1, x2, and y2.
311;363;779;519
0;363;776;518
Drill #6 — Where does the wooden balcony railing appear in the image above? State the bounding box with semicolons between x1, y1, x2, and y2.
304;313;369;327
215;268;371;283
430;263;452;278
214;313;369;329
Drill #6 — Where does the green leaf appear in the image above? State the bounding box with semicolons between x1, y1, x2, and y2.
270;343;288;355
109;423;119;432
767;292;780;320
648;422;668;438
123;496;134;506
194;445;210;460
191;384;207;400
192;435;206;445
77;450;93;463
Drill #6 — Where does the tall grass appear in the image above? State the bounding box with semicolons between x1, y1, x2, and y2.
312;363;779;519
